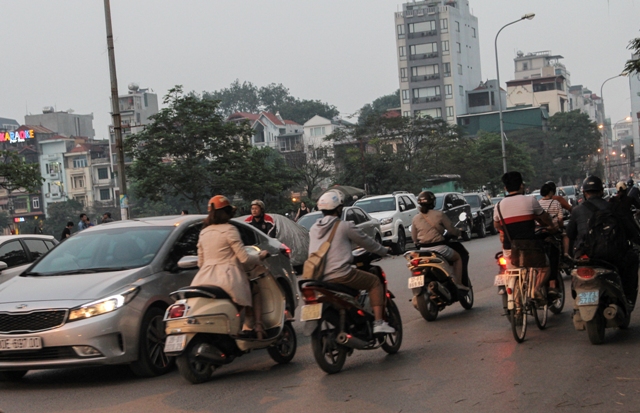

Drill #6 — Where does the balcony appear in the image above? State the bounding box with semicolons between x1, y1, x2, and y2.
412;96;442;104
409;52;438;61
408;30;437;39
91;158;111;165
410;74;440;82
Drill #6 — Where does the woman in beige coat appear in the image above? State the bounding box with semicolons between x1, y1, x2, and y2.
190;195;269;337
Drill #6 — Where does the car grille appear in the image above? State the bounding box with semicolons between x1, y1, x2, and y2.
0;346;78;362
0;310;67;334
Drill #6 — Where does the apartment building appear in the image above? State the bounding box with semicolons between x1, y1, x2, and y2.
395;0;481;122
25;108;95;139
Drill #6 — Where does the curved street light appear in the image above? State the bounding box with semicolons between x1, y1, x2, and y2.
599;74;624;184
495;13;535;173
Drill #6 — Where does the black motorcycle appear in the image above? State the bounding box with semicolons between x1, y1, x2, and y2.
298;248;402;374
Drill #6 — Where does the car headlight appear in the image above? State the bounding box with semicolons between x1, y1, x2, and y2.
379;218;393;225
472;212;478;218
68;286;139;322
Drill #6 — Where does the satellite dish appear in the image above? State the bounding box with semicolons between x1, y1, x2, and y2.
128;82;140;91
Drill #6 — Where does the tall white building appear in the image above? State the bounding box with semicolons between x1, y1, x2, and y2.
629;55;640;158
395;0;481;122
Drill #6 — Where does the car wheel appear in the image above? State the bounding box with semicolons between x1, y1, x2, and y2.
476;221;486;238
489;216;498;235
393;228;406;254
130;307;174;377
0;370;28;381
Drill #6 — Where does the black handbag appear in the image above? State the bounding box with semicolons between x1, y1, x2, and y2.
496;203;548;268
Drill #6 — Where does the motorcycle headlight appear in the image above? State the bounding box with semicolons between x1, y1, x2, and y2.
472;212;478;218
68;287;139;322
379;218;393;225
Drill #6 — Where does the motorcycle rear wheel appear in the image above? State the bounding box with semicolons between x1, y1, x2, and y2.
586;311;606;345
459;280;474;310
176;337;218;384
549;272;565;315
311;319;347;374
381;300;403;354
416;294;439;321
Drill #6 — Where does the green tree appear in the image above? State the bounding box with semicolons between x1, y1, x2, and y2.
358;90;400;123
202;79;261;115
125;86;253;213
276;99;339;125
43;200;86;238
623;37;640;75
290;145;334;198
0;150;43;193
0;211;10;231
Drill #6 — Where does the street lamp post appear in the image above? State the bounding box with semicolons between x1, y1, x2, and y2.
495;13;535;173
599;74;623;185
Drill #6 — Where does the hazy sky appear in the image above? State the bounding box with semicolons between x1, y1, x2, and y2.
2;0;639;139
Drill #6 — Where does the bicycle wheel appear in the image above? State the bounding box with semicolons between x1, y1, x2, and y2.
533;300;548;330
510;280;527;343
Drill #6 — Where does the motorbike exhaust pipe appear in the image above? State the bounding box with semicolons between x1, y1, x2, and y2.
195;343;229;364
336;332;369;349
603;304;620;320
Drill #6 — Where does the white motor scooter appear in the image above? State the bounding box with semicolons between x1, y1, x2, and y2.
164;247;297;384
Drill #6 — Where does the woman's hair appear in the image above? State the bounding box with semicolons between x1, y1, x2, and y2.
203;205;235;227
300;201;306;208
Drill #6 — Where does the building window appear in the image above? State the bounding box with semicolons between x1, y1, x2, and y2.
13;199;27;211
457;64;463;75
408;21;436;33
472;27;476;38
410;42;437;56
443;63;451;77
32;197;40;210
72;157;87;168
446;106;454;120
310;126;326;137
456;42;461;53
98;167;109;180
403;111;410;117
400;67;408;81
440;18;448;31
459;85;464;96
411;64;439;80
414;108;442;119
455;21;460;32
445;85;453;99
441;41;449;53
399;46;406;60
402;89;410;103
72;176;85;189
413;86;441;99
397;24;405;39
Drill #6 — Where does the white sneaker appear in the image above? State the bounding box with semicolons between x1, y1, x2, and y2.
373;321;396;334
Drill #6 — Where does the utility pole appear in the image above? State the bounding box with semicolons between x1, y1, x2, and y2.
104;0;128;220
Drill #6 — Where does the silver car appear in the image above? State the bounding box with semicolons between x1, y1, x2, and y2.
0;215;297;381
0;235;58;284
296;206;383;243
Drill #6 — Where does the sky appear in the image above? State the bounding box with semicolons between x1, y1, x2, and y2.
2;0;639;140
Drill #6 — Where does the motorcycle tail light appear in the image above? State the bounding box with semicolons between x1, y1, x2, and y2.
412;270;422;276
410;259;421;267
506;288;513;295
168;304;186;319
498;256;507;267
302;288;319;303
576;267;595;279
280;243;291;258
357;310;365;316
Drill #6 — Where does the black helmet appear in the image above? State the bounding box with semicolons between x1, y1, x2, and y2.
627;178;634;187
582;175;604;193
417;191;436;211
545;180;557;192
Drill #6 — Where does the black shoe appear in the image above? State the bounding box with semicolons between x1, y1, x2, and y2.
237;330;257;339
547;288;560;300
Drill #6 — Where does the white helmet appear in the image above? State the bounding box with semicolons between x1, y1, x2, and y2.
317;190;344;211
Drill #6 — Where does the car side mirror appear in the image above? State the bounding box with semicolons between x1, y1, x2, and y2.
0;261;6;272
177;255;198;270
446;203;453;209
399;205;406;211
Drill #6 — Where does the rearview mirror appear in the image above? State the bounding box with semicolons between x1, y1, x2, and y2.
458;212;467;222
177;256;198;269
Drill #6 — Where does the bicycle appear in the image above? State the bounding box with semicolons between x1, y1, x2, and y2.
503;266;548;343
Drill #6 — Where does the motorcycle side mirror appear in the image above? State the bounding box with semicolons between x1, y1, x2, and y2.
177;255;198;269
458;212;467;222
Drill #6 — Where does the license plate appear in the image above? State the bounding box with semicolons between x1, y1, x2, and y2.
577;291;599;306
408;275;425;289
0;336;42;351
164;334;187;353
300;304;322;321
494;274;508;286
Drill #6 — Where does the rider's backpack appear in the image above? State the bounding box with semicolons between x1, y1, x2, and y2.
302;220;340;280
583;201;627;261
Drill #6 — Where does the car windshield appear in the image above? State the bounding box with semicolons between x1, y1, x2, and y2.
464;195;480;208
562;186;575;196
297;212;322;231
354;197;396;213
434;195;444;210
26;227;173;276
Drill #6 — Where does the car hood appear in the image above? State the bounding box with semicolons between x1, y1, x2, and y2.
368;211;395;221
0;268;146;306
